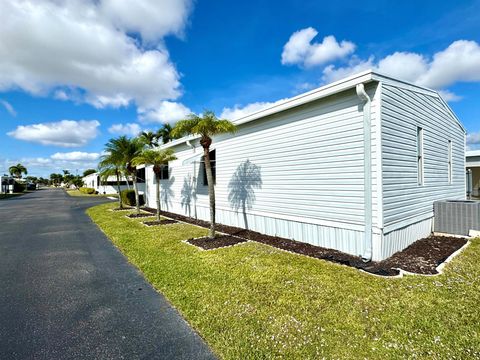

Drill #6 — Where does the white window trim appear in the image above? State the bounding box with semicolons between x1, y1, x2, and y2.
417;127;424;186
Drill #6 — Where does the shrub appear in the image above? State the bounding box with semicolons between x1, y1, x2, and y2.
79;187;96;194
13;182;26;193
120;189;145;206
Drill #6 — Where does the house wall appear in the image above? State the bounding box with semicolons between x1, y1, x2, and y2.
379;83;466;259
82;173;138;194
146;84;381;258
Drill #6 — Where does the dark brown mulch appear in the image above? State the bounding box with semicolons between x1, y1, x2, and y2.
143;219;178;226
143;207;467;276
127;213;152;218
379;236;467;275
112;207;134;211
187;235;248;250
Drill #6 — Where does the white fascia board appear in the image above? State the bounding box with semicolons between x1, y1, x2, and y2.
466;150;480;157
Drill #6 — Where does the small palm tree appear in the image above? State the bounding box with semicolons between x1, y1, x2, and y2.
156;123;177;144
99;149;124;209
133;149;177;221
9;163;27;179
139;131;158;148
172;110;237;238
103;136;144;212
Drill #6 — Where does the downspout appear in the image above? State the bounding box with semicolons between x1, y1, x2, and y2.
186;140;198;219
356;83;373;261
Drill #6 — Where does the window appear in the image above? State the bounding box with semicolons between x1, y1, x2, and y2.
202;149;216;186
136;168;145;183
160;165;169;180
417;127;424;185
448;140;452;184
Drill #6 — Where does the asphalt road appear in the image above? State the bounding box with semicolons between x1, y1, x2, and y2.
0;188;216;360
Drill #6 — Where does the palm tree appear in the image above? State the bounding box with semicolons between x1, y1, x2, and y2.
99;146;125;209
133;149;177;221
104;136;144;214
9;163;27;179
139;131;158;148
172;110;237;238
156;123;177;144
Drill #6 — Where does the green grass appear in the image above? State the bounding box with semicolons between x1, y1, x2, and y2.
88;202;480;359
0;192;25;200
66;189;118;198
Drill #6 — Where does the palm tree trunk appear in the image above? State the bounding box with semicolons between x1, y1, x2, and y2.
156;174;161;221
133;175;140;214
116;171;123;209
204;147;216;239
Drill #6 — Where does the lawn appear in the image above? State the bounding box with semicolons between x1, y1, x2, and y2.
66;189;118;198
0;192;25;200
88;202;480;359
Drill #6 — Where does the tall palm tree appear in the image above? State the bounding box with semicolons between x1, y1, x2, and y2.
172;110;237;238
104;136;145;214
133;149;177;221
99;147;124;209
139;131;158;148
105;136;145;214
9;163;27;179
156;123;178;144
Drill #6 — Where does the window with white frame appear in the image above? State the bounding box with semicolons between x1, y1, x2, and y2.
448;140;452;184
417;127;424;185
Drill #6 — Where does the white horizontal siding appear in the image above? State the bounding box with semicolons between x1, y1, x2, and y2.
381;84;465;236
145;87;382;257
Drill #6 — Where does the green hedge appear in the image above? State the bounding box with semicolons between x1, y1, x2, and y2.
120;189;144;206
13;182;25;193
79;187;96;194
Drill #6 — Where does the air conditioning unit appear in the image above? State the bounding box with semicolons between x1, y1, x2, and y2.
434;200;480;236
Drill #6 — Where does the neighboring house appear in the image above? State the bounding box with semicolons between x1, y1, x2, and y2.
466;150;480;197
143;70;466;261
0;175;14;194
82;170;146;195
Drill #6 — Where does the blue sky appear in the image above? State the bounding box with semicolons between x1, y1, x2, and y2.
1;0;479;177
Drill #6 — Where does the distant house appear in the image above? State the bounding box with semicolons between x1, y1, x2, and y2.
0;175;14;194
466;150;480;197
82;169;146;195
142;70;465;261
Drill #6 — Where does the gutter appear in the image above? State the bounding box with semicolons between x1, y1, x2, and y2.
356;83;373;261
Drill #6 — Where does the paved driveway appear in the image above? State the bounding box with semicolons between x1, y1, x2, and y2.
0;189;216;360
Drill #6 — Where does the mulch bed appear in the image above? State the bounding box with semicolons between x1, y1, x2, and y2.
187;235;248;250
142;207;468;276
126;213;153;218
143;219;178;226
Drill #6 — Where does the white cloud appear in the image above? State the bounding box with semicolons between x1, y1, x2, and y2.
0;0;192;114
467;132;480;147
138;101;191;123
51;152;101;161
221;99;288;121
281;28;355;67
321;40;480;101
101;0;193;43
438;90;462;102
8;120;100;147
0;99;16;116
108;123;142;136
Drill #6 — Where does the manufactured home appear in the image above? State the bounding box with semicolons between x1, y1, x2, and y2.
82;170;146;195
466;150;480;197
143;70;466;261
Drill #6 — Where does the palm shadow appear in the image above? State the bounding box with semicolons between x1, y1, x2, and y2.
228;160;262;229
161;176;175;211
181;175;196;218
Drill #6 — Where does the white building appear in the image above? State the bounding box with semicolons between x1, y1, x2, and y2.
143;70;466;261
82;171;146;195
466;150;480;197
1;175;14;194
